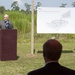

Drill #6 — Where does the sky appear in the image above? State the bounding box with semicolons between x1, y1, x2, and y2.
0;0;75;10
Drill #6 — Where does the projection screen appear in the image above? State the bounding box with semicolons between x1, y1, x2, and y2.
37;7;75;34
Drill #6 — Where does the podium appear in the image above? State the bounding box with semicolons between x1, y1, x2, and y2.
0;29;17;61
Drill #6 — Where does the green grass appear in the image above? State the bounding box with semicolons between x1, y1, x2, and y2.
0;42;75;75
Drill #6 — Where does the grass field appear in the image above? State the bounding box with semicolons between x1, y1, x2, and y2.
0;41;75;75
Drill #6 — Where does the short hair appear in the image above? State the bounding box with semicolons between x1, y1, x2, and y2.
43;39;62;61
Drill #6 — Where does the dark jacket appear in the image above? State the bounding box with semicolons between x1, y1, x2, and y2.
27;62;75;75
0;20;13;29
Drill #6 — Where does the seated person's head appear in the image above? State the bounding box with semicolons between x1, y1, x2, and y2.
43;39;62;63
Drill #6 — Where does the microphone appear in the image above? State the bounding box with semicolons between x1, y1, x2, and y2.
5;21;10;29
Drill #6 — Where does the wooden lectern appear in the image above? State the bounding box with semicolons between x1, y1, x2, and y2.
0;29;17;61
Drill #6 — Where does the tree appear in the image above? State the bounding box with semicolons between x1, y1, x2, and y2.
35;2;42;10
11;1;20;11
0;6;5;14
25;3;31;14
21;9;25;13
72;2;75;7
60;3;67;7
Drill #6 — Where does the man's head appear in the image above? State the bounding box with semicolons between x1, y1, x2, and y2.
43;39;62;63
4;14;9;21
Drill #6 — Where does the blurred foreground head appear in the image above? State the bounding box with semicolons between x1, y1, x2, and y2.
43;39;62;63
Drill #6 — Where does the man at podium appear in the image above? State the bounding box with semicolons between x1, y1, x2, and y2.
0;14;13;29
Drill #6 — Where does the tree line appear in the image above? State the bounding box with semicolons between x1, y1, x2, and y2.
60;2;75;7
0;1;75;14
0;1;42;14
